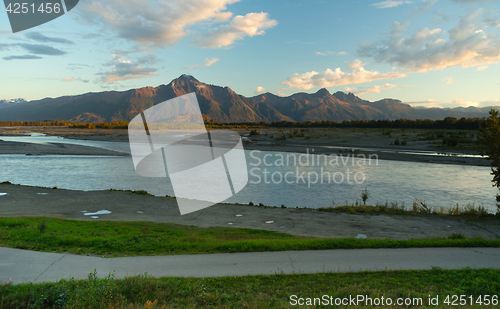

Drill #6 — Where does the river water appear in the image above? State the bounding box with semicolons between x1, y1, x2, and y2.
0;135;497;212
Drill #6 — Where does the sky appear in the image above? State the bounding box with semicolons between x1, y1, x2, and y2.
0;0;499;108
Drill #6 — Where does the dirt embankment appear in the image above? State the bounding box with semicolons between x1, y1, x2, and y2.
1;183;499;240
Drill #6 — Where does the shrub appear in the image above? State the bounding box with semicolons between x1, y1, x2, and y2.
361;187;370;206
381;129;392;136
37;220;47;233
275;134;287;141
443;137;458;147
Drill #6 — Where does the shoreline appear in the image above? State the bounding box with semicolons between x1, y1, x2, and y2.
0;126;492;166
0;140;128;156
0;183;499;240
244;142;491;167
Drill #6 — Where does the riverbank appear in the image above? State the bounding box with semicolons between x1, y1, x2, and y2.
1;183;499;240
0;140;128;156
0;126;490;166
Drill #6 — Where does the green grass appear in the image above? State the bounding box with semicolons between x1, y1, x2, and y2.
319;200;498;218
0;217;499;257
1;268;499;308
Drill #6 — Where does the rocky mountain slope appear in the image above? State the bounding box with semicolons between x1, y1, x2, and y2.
0;75;496;123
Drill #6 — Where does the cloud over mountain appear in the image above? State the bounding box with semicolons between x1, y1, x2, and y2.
279;60;406;91
99;54;158;83
79;0;276;48
193;12;277;48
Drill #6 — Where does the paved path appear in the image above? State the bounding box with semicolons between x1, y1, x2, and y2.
1;247;499;284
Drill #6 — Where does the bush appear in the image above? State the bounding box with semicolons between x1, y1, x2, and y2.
361;187;370;205
275;134;287;141
381;129;392;136
37;220;47;233
443;137;458;147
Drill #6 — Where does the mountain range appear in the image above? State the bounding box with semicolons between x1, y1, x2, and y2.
0;75;497;123
0;98;28;110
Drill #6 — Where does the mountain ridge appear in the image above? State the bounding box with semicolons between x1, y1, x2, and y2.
0;75;497;123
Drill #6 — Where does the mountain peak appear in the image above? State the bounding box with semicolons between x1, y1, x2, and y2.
332;91;365;104
0;98;28;104
178;74;198;82
0;77;490;123
314;88;330;97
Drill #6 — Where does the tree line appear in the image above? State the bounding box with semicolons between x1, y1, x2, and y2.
207;117;488;130
0;120;128;129
0;116;490;131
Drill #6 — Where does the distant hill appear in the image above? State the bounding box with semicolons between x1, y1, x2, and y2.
0;75;497;123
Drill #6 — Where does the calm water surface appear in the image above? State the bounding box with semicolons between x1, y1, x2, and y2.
0;135;497;212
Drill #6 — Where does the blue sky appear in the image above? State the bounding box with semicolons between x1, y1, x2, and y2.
0;0;499;108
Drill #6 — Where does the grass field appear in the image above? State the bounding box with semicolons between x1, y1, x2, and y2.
0;217;498;257
1;268;499;308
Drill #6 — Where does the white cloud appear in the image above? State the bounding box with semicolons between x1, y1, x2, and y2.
79;0;276;48
358;10;500;72
346;59;367;70
255;86;268;94
440;77;456;84
424;99;438;106
371;0;413;9
186;57;220;70
344;83;408;95
279;60;407;91
453;98;479;107
405;99;439;107
193;12;277;48
204;58;219;67
99;54;158;83
475;65;488;71
315;51;347;56
62;77;89;83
